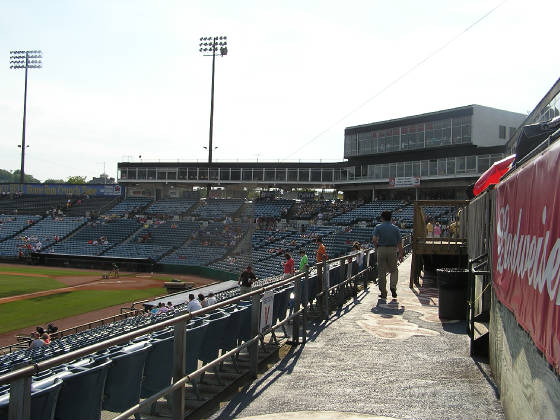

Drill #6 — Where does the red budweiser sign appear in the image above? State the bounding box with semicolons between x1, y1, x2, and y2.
493;140;560;372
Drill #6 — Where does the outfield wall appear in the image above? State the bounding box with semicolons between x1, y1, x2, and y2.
490;289;560;418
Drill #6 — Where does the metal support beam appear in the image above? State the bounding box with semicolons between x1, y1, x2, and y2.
171;320;187;419
249;293;261;378
8;369;31;420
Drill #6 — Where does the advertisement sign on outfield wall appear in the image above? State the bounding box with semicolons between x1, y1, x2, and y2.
493;140;560;372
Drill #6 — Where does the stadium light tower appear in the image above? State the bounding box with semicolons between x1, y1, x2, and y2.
199;36;228;164
10;50;42;184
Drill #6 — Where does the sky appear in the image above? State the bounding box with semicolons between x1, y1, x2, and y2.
0;0;559;183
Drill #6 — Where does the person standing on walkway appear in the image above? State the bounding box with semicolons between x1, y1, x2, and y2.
373;211;403;299
316;236;328;264
426;219;434;238
298;249;309;272
239;265;257;295
283;253;295;279
316;236;329;291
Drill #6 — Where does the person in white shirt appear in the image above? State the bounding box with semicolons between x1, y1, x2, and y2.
206;292;217;306
186;294;202;312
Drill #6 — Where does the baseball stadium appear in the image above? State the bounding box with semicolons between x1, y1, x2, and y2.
0;72;559;420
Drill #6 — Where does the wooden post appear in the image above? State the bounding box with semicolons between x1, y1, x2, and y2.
171;319;187;420
249;292;261;378
8;372;31;420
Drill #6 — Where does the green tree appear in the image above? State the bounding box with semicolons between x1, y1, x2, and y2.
0;169;12;183
66;176;87;184
43;179;65;184
11;170;40;183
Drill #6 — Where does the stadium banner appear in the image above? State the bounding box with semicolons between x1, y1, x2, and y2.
0;183;123;197
388;176;420;188
493;140;560;372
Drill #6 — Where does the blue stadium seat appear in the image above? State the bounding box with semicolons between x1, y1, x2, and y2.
54;358;112;420
140;336;174;398
102;342;152;412
0;377;62;420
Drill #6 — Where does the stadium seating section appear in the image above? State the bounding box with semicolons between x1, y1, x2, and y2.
0;196;427;274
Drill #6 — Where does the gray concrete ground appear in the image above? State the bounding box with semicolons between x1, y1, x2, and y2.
211;256;504;420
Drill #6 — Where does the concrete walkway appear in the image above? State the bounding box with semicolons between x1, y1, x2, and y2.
211;256;504;420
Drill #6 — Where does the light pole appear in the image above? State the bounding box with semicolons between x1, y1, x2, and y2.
199;36;228;164
10;50;42;184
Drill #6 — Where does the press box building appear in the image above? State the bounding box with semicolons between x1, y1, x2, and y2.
117;104;526;201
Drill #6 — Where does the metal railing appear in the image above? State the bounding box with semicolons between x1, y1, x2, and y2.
467;253;491;357
0;248;378;420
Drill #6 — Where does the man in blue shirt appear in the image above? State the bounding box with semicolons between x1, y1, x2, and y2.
373;211;403;299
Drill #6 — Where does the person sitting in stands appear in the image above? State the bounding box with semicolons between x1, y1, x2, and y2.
41;333;51;345
29;332;45;348
167;301;174;311
157;302;169;314
186;294;202;312
198;293;208;308
206;292;217;306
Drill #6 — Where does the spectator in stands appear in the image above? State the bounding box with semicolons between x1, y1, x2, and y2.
283;253;295;279
426;220;434;238
373;210;403;300
207;292;217;306
157;302;169;314
198;293;208;308
238;265;256;294
298;249;309;272
353;242;364;272
186;294;202;312
41;333;51;345
433;222;441;238
29;332;45;348
449;220;457;238
167;301;174;311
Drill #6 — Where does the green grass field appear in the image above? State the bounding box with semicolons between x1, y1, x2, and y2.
0;265;101;277
0;265;102;299
0;264;166;335
0;288;166;334
0;275;67;298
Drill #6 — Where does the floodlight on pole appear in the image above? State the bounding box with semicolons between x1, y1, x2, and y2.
10;50;42;184
199;36;228;165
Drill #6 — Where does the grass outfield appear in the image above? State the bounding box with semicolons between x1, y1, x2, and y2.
0;275;67;298
0;288;165;334
0;265;101;277
0;265;103;299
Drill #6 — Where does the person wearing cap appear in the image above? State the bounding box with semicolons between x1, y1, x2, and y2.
373;210;403;300
238;265;257;295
